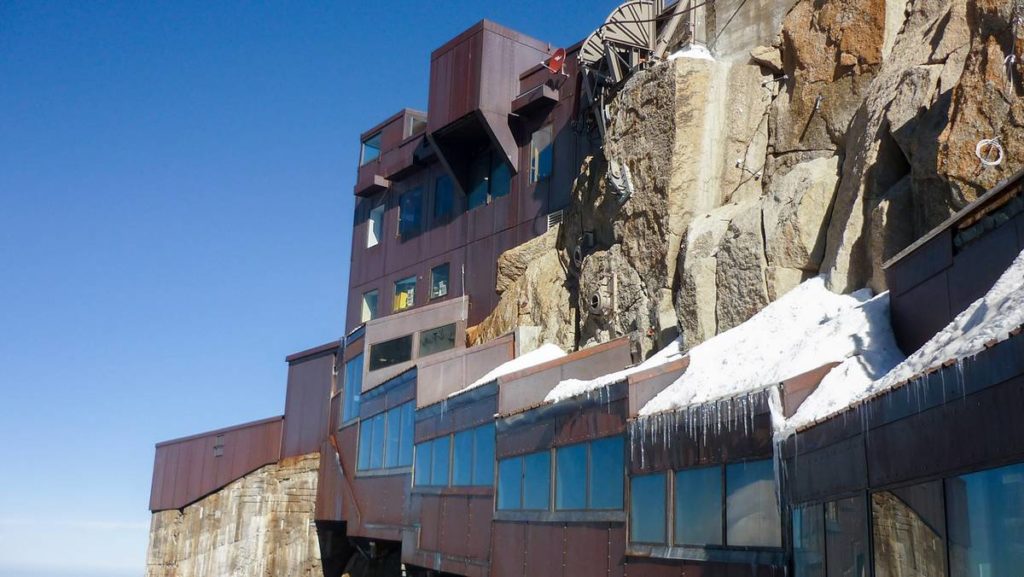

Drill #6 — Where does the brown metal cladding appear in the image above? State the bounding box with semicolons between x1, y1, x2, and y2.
281;348;336;458
149;416;283;511
524;523;564;576
564;524;611;576
332;421;411;542
416;334;514;408
315;438;345;522
489;522;527;577
628;357;689;417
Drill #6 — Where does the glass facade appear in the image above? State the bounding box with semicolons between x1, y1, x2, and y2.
872;481;947;577
675;465;723;545
630;473;667;544
368;334;413;371
947;462;1024;577
726;459;781;547
430;263;450;299
498;456;522;510
523;451;550;510
360;131;381;165
418;323;455;357
590;436;624;510
341;354;363;424
430;435;450;486
793;503;825;577
398;187;423;238
356;401;414;471
555;443;587;510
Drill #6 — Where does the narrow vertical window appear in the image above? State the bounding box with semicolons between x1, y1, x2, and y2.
368;413;386;470
947;462;1024;577
398;187;423;238
675;465;723;545
589;436;624;509
357;418;373;470
360;131;381;165
384;406;401;468
452;429;474;486
555;443;587;510
825;496;869;577
489;156;510;198
473;423;495;485
725;460;781;547
414;439;433;486
498;457;523;510
341;354;363;424
393;276;416;312
433;174;454;221
793;504;825;577
430;263;450;299
430;435;451;487
361;291;378;323
529;125;553;183
630;473;667;544
522;451;551;510
467;152;489;209
367;204;384;248
397;402;414;467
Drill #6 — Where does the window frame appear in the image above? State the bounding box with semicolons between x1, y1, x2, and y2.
529;124;554;184
368;334;413;372
429;263;450;300
397;187;423;239
356;400;415;473
433;174;455;222
360;131;382;165
361;290;378;323
341;354;363;425
367;204;384;248
393;275;416;312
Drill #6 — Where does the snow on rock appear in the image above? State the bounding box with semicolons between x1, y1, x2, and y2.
448;343;567;398
543;338;684;404
639;277;887;416
668;44;714;61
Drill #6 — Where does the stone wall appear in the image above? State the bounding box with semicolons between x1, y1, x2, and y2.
146;454;322;577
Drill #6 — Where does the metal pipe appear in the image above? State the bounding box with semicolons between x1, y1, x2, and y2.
653;0;691;59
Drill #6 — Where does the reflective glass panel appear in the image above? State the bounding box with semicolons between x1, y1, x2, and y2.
433;174;454;220
473;423;495;485
452;429;474;486
384;405;401;468
430;263;450;299
530;125;553;183
342;355;363;423
357;417;372;470
872;481;947;577
793;503;825;577
498;457;523;510
489;157;510;198
555;443;587;510
522;451;551;510
825;495;869;577
419;323;455;357
630;473;667;544
467;153;489;209
430;435;450;487
414;440;432;486
398;187;423;238
361;132;381;165
397;402;414;466
368;413;386;470
675;465;723;545
947;462;1024;577
368;334;412;371
590;436;624;509
725;460;781;547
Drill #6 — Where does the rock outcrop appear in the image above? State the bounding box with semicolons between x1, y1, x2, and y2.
146;454;322;577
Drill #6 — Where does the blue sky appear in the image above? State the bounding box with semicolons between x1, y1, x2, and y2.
0;1;617;575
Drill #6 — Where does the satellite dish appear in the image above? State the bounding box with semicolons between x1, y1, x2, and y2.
545;48;567;74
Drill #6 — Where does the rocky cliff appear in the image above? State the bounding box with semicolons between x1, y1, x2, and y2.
475;0;1024;358
145;454;323;577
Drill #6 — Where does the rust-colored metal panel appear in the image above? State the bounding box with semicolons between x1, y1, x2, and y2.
282;350;335;458
889;269;951;354
441;495;472;558
417;333;514;408
628;358;689;418
419;494;442;552
563;524;609;577
490;522;526;577
608;525;627;577
149;417;283;511
524;523;564;577
467;494;494;561
316;440;345;522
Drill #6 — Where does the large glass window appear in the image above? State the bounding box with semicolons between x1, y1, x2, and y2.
341;354;363;424
556;443;587;510
523;451;551;510
793;503;825;577
498;457;523;510
630;473;667;544
490;157;510;198
872;481;947;577
726;460;781;547
675;465;723;545
529;125;553;183
393;276;416;312
430;263;450;300
398;187;423;238
361;131;381;165
356;402;413;472
473;423;495;485
947;461;1024;577
361;290;378;323
368;334;413;371
430;435;451;486
433;174;454;221
418;323;455;357
367;204;384;248
466;149;510;209
825;496;869;577
453;429;474;486
590;436;624;509
415;439;434;486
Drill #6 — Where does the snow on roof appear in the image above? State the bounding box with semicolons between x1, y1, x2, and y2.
793;246;1024;429
638;277;895;417
447;343;567;399
543;338;684;404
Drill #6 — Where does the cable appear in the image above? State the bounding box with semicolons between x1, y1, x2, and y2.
976;137;1004;167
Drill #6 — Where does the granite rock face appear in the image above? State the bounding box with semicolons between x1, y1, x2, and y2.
145;454;322;577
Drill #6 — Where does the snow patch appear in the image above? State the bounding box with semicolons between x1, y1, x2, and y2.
543;338;684;404
668;44;714;61
448;343;567;398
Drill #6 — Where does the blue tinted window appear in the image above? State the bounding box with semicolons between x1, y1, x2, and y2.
793;504;825;577
473;423;495;485
357;417;373;470
556;443;587;510
675;466;723;545
825;496;868;577
342;355;362;423
369;413;386;470
498;457;522;510
725;460;780;547
414;440;432;486
467;153;489;209
384;406;402;468
530;126;553;183
590;436;624;509
947;462;1024;577
630;473;667;544
433;174;454;220
398;402;414;466
452;429;474;486
398;187;423;238
523;451;551;510
431;435;450;487
489;157;510;198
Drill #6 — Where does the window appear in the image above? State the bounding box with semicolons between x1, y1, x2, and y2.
341;354;363;424
675;465;723;545
498;457;523;510
361;131;381;165
357;401;414;471
824;496;868;577
430;435;451;487
416;423;494;488
407;115;427;137
473;423;495;485
430;263;450;299
433;174;454;221
453;429;475;486
530;125;553;183
793;504;825;577
466;149;511;209
368;334;413;371
398;187;423;238
553;436;624;511
393;276;416;312
873;481;947;577
947;461;1024;577
361;290;378;323
419;323;455;357
630;473;667;544
415;439;433;486
367;204;384;247
523;452;551;510
725;460;781;547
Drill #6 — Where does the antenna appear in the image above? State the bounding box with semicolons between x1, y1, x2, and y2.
544;48;568;76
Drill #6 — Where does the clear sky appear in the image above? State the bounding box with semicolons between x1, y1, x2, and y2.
0;1;619;575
